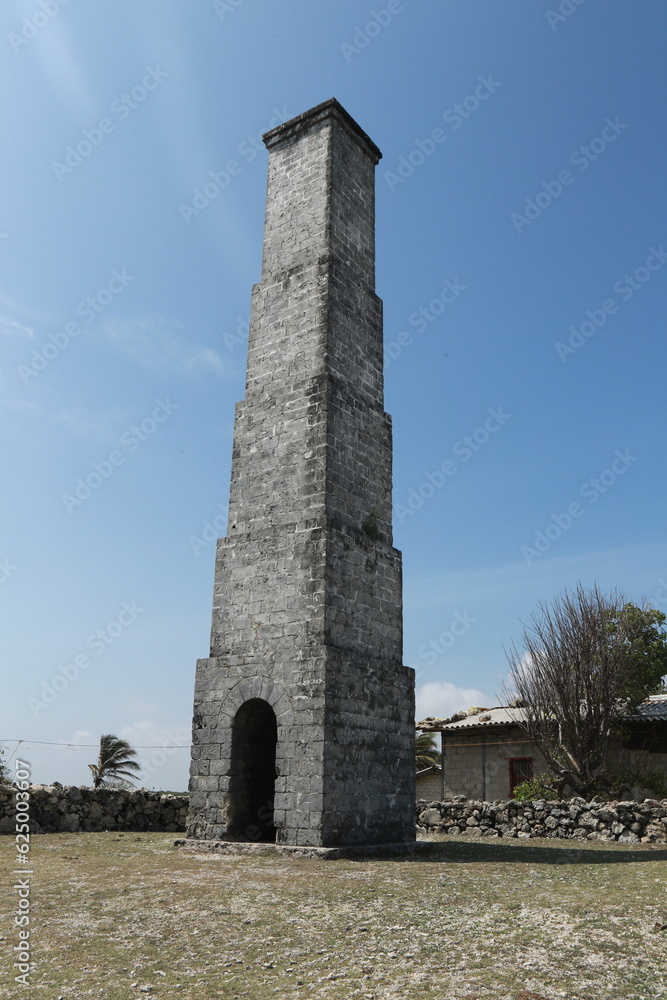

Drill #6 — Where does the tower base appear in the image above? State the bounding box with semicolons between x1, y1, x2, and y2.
174;837;429;861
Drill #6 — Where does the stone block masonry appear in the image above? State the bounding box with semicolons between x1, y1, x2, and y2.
187;100;415;849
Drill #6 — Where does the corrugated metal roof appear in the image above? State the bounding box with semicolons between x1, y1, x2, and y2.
626;695;667;721
440;707;526;730
432;696;667;731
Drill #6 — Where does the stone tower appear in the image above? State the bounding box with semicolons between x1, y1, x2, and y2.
186;99;415;850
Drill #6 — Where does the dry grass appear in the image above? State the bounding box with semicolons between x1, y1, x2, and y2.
2;831;667;999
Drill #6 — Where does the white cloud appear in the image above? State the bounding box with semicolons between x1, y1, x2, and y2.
103;314;226;379
416;681;494;722
0;315;33;338
119;719;190;747
72;729;94;743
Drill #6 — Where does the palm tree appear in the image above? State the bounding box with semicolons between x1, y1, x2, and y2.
88;734;141;788
415;731;441;771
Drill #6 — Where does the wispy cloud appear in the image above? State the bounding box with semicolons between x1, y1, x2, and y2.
407;542;667;614
0;315;34;338
33;20;97;121
103;314;226;379
0;291;52;339
2;398;129;443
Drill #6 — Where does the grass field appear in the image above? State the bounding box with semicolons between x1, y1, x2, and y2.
2;831;667;999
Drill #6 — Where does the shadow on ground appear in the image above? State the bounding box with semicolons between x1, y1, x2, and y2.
391;838;667;865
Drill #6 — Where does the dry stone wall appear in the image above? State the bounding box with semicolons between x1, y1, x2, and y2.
0;785;188;834
417;796;667;843
3;785;665;842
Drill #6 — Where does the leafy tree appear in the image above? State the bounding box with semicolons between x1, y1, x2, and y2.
505;583;667;798
608;601;667;704
415;731;441;771
603;752;667;800
88;734;141;788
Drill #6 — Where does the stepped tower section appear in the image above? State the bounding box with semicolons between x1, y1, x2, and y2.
186;99;415;848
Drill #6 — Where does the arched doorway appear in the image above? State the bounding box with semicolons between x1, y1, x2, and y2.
228;698;277;842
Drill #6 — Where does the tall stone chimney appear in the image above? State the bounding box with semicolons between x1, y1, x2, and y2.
186;99;415;850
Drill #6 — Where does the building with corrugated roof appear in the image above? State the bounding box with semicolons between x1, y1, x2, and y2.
416;696;667;801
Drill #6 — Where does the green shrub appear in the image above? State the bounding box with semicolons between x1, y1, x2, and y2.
361;507;381;538
512;775;560;801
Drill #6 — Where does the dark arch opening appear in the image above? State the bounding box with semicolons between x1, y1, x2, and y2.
228;698;277;842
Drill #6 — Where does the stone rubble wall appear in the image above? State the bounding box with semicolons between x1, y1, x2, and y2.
0;785;188;834
417;796;667;843
6;785;665;843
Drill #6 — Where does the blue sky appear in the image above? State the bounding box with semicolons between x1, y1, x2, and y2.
2;0;666;790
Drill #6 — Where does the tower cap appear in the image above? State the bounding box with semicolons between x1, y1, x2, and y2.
263;98;382;164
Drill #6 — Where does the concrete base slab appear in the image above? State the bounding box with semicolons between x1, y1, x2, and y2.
174;837;429;860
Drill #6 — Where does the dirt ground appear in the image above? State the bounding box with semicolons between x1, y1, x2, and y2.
2;831;667;999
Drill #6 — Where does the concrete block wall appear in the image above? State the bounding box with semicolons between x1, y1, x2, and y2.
416;770;443;801
443;728;667;802
443;726;550;801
